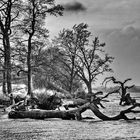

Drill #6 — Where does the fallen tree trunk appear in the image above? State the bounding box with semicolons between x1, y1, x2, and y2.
9;110;76;120
89;103;132;120
8;103;90;120
8;102;140;121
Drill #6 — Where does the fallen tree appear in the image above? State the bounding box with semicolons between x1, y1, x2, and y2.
8;103;90;120
63;90;119;110
8;102;140;121
7;87;140;121
89;103;139;121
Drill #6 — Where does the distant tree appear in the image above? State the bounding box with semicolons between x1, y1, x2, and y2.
54;23;114;94
16;0;63;98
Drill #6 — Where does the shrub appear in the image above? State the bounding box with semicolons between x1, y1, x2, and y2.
75;90;86;99
35;89;62;110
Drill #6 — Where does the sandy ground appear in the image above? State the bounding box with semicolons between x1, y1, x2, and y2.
0;93;140;140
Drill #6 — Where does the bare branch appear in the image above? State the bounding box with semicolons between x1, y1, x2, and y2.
123;78;132;84
125;85;135;90
101;89;120;100
17;69;28;76
0;47;4;52
11;11;19;22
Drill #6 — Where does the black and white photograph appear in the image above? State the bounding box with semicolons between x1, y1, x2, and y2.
0;0;140;139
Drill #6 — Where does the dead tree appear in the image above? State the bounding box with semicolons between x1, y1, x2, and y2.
58;89;118;112
8;88;140;121
8;102;140;121
8;103;90;120
102;77;135;105
89;102;140;121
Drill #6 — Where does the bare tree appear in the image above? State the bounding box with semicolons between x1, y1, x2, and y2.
102;76;135;105
55;23;114;94
53;27;82;94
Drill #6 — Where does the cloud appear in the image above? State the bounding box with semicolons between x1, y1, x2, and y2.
121;26;136;37
105;26;140;65
107;26;140;40
101;26;140;84
63;1;86;12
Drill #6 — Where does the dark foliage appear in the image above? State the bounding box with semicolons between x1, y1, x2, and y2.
36;92;62;110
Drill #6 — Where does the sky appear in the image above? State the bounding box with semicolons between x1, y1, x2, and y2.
45;0;140;86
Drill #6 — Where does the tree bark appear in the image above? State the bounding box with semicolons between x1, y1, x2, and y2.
4;36;12;104
69;55;75;94
8;110;76;120
3;35;12;97
2;70;7;94
6;37;12;95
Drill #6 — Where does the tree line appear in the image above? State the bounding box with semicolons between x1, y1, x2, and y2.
0;0;114;103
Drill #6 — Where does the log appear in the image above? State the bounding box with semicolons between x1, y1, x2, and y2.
89;103;139;120
8;103;90;120
8;102;140;121
9;110;76;120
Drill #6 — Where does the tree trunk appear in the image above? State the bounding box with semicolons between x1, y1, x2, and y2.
6;49;12;95
3;38;7;94
69;79;73;95
69;68;73;95
86;82;92;94
3;35;12;104
69;55;75;94
89;103;129;120
2;70;7;94
6;37;13;105
8;110;76;120
4;36;12;95
27;37;33;98
8;103;90;120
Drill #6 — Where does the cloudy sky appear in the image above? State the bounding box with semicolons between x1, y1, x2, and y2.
46;0;140;86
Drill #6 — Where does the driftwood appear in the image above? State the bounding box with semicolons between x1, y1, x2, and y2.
8;102;140;121
102;77;135;105
89;103;138;121
63;91;111;110
8;103;90;120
